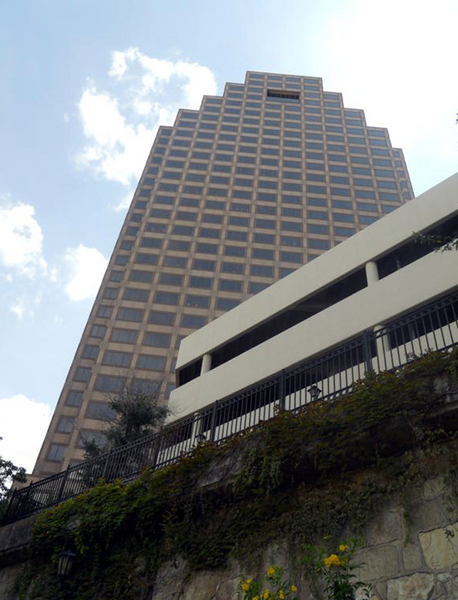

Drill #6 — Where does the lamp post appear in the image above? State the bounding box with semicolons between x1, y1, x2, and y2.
57;548;76;595
308;384;321;402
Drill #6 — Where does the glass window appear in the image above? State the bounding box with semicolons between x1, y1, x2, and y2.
163;256;187;268
280;251;302;263
143;332;171;348
357;202;377;212
281;235;302;247
308;223;328;235
333;213;355;222
224;246;245;257
360;215;379;224
47;444;65;462
186;294;209;308
190;276;212;289
282;207;302;218
251;264;273;277
222;262;244;274
253;248;274;260
135;253;159;265
254;233;275;244
145;223;167;234
140;237;162;249
130;270;154;283
256;205;276;216
255;218;275;230
66;391;83;407
332;200;352;210
74;367;91;382
227;230;247;242
117;307;144;322
123;288;149;302
86;402;115;421
308;210;328;220
216;298;239;311
196;242;218;254
168;240;190;252
56;416;75;433
249;282;269;294
199;227;220;238
154;291;179;305
137;355;166;371
82;345;99;360
282;221;302;232
102;351;132;367
309;239;330;250
90;325;106;338
109;271;124;283
159;273;183;286
203;213;223;224
193;259;215;271
111;329;138;344
220;279;242;292
181;315;207;329
334;226;355;236
149;311;175;326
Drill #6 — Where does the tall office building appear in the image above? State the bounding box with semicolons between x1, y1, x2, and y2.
33;71;413;477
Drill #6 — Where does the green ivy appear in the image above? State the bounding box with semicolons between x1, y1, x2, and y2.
13;350;458;598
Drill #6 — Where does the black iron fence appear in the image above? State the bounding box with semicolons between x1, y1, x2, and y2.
3;291;458;525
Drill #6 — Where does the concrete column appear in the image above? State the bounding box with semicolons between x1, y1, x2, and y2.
365;261;379;286
201;353;212;375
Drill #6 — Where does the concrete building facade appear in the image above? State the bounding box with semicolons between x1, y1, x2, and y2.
171;173;458;419
33;71;413;477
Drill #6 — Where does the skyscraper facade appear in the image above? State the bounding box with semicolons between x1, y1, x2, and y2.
33;71;413;477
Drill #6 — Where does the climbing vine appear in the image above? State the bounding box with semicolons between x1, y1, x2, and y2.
12;350;458;599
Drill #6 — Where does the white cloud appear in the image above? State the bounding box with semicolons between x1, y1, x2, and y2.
76;49;217;192
64;244;108;302
0;394;52;473
0;195;47;279
317;0;458;192
10;299;26;320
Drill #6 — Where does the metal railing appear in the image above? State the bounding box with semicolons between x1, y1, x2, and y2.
3;291;458;525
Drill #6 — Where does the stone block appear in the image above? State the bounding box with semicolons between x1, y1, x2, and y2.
365;510;403;545
410;498;448;532
354;545;399;581
403;542;423;571
386;573;434;600
151;557;187;600
419;524;458;570
423;475;446;500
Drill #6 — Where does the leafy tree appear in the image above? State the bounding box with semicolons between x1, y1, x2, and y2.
0;438;27;515
414;231;458;252
81;378;169;460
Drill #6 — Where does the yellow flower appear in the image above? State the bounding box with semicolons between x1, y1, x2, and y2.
253;597;259;600
264;589;270;600
323;554;341;568
267;566;275;578
279;590;285;599
339;544;349;552
242;579;252;592
291;585;298;592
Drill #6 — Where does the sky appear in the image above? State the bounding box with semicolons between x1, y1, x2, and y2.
0;0;457;473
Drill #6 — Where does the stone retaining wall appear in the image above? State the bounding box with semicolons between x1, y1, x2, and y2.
150;475;458;600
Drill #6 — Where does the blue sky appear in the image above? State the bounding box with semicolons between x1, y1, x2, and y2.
1;0;457;471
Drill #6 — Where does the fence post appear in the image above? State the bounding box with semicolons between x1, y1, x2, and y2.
362;330;373;374
102;448;113;481
150;429;163;471
209;400;219;442
57;465;70;503
2;488;17;523
279;370;286;411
